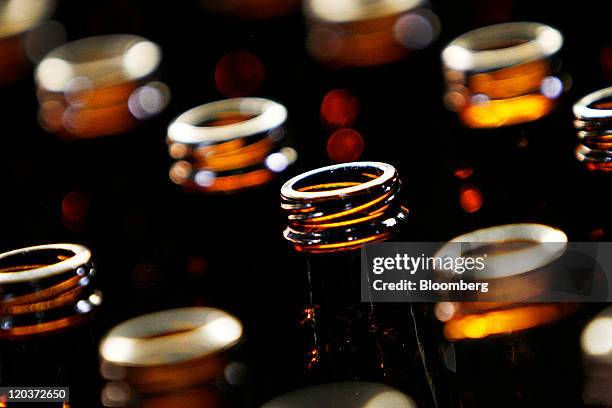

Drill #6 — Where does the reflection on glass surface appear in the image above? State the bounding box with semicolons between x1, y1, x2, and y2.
442;22;565;128
167;98;294;193
304;0;439;68
35;35;168;139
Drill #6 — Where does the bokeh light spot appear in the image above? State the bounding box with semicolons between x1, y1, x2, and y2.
582;317;612;356
101;382;131;407
471;93;490;105
453;167;474;180
168;143;189;159
169;161;192;185
320;89;360;127
128;82;170;119
76;299;93;314
215;51;265;97
590;228;605;241
326;128;365;163
62;191;92;222
123;41;161;79
36;57;74;92
443;90;467;112
435;302;457;322
187;257;208;276
195;170;216;187
459;185;483;213
393;12;439;50
38;100;65;132
540;76;563;99
265;152;289;173
279;146;298;164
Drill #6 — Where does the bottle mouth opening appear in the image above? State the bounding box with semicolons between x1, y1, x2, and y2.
168;98;287;145
442;24;564;129
434;223;575;341
574;87;612;120
292;167;382;193
35;35;167;139
168;98;294;193
0;244;91;284
592;100;612;110
442;22;563;72
197;112;258;127
0;244;99;339
99;307;243;368
0;248;72;273
36;35;162;92
99;308;243;402
282;162;395;201
282;162;408;253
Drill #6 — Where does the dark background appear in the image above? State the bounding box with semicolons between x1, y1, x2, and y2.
0;0;610;406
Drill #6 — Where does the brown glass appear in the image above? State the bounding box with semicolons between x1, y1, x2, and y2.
281;162;438;407
0;248;101;407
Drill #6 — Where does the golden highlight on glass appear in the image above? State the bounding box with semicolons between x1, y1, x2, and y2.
35;34;169;139
281;161;409;253
280;161;428;396
432;224;585;406
0;0;54;85
168;98;295;193
442;22;564;128
573;86;612;171
0;243;101;339
304;0;438;68
99;307;243;407
434;223;571;340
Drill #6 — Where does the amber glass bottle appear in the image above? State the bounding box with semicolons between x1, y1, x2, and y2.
281;161;437;406
99;307;244;408
442;22;564;129
0;244;102;407
35;35;168;140
573;87;612;172
432;224;588;407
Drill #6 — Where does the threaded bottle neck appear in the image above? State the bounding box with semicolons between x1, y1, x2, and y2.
281;161;408;253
